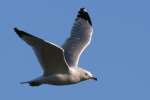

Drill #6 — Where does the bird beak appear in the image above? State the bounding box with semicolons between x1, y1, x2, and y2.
90;76;98;81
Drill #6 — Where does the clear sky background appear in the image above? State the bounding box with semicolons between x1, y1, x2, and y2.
0;0;150;100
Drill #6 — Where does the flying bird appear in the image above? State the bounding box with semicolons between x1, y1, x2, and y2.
14;8;97;86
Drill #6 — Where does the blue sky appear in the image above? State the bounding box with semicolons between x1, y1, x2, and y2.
0;0;150;100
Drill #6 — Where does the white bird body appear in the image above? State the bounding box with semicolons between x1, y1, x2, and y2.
22;67;91;86
15;8;97;86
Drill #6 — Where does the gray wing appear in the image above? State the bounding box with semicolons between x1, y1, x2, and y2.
14;28;69;76
62;8;93;67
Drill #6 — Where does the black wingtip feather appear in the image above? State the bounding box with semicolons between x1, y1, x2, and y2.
77;8;92;26
14;27;23;38
14;27;35;38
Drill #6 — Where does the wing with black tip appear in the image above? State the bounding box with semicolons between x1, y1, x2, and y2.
62;8;93;67
14;28;69;76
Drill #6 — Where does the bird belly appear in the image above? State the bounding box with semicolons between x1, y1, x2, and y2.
44;74;80;85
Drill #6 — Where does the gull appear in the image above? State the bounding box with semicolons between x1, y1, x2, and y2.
14;8;97;86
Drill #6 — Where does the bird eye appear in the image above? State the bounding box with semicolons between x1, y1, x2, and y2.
85;73;88;76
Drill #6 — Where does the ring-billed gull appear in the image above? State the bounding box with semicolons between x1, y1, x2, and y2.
14;8;97;86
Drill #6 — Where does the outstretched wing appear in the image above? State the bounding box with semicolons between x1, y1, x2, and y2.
62;8;93;67
14;28;69;76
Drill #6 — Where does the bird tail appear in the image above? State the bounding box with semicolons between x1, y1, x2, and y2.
20;81;42;87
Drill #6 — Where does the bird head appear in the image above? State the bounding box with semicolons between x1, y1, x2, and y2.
80;69;97;81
